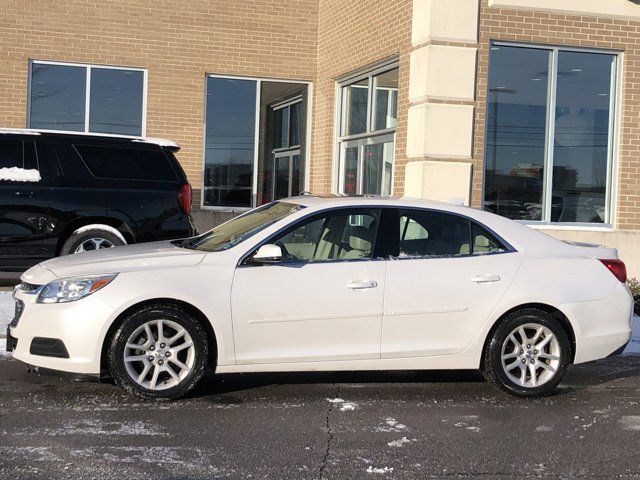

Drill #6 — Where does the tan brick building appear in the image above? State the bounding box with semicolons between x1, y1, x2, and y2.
1;0;640;275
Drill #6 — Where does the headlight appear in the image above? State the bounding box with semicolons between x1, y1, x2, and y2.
37;274;118;304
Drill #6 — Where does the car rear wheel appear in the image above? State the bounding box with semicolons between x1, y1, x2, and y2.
60;226;125;255
108;305;209;400
482;309;571;397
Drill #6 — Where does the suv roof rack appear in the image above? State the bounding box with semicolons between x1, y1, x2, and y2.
0;128;180;151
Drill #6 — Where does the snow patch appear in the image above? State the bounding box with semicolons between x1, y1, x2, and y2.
0;167;41;182
375;417;408;432
535;425;554;432
325;397;357;411
20;419;167;437
1;291;14;332
367;466;394;474
623;315;640;355
620;416;640;431
326;398;344;403
0;338;11;357
387;436;414;447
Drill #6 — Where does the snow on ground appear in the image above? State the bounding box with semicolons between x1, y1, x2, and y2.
0;290;13;332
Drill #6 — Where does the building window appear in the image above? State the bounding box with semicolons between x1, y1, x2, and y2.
484;44;618;225
337;62;398;196
203;75;309;209
29;61;146;137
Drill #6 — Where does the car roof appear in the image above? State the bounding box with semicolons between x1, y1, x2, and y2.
0;128;180;151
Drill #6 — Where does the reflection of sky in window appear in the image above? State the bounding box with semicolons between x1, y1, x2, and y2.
89;68;143;136
205;77;256;167
30;64;86;131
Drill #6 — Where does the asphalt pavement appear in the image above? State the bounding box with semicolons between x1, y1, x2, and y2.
1;355;640;479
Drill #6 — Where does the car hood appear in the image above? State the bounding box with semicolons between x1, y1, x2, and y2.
23;241;207;284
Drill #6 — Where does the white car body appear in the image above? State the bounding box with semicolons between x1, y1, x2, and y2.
8;196;633;377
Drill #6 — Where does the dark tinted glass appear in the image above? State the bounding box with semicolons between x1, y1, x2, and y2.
289;101;302;146
89;68;144;136
342;79;368;136
23;141;38;170
30;63;86;132
274;156;289;199
484;46;551;221
398;210;471;258
204;77;256;207
0;139;23;168
551;51;614;223
53;144;89;179
76;145;176;181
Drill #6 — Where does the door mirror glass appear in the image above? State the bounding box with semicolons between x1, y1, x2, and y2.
251;244;283;263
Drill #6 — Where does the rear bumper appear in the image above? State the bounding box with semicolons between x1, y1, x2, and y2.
562;282;634;364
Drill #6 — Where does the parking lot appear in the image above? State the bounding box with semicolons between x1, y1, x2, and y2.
1;352;640;479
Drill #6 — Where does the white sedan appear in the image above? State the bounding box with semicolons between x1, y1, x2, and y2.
6;196;634;399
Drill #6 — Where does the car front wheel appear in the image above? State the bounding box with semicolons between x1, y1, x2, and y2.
108;304;209;400
482;309;571;397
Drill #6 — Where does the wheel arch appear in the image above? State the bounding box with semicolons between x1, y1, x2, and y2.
480;303;576;369
56;216;135;255
99;298;218;376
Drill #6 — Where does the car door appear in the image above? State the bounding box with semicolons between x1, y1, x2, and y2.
0;137;52;270
382;208;523;358
231;207;385;365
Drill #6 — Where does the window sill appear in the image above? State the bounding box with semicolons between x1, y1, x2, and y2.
523;223;615;233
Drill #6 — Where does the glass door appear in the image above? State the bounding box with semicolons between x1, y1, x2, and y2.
273;151;301;200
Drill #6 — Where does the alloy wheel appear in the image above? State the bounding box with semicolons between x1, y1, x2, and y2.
74;237;115;253
500;322;561;388
123;319;196;391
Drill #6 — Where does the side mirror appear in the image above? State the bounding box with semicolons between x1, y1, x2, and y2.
251;244;283;264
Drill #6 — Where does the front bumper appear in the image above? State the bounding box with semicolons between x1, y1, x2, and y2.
9;287;114;374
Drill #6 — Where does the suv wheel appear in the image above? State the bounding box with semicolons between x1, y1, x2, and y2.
108;304;209;400
61;226;125;255
482;309;571;397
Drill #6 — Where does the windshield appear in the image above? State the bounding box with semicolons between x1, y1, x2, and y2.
180;201;304;252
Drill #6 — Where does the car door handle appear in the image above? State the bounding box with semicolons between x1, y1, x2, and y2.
471;274;501;283
15;191;34;198
346;280;378;290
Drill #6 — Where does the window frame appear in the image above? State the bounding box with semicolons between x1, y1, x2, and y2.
334;59;399;196
482;41;622;229
202;74;313;212
239;206;385;267
393;208;514;260
27;60;148;138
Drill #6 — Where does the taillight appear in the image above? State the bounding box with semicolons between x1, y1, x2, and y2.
599;259;627;283
178;182;192;215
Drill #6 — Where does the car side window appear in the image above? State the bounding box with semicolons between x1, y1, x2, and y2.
75;145;177;182
268;209;380;263
471;223;507;255
398;209;470;258
0;139;41;182
397;209;509;258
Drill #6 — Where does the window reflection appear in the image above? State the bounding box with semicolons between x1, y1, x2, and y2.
89;68;144;136
30;63;86;132
484;46;616;224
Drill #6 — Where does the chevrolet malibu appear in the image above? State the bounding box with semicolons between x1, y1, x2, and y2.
6;196;633;399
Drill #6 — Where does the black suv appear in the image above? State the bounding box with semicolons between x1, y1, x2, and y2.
0;129;196;271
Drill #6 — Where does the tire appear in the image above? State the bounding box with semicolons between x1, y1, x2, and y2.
482;308;571;398
108;304;209;400
60;226;125;255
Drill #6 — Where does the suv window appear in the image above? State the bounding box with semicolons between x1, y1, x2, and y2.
268;209;380;263
0;139;38;170
397;209;508;258
75;145;177;181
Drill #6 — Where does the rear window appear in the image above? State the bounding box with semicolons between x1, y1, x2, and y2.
75;145;177;181
0;139;38;170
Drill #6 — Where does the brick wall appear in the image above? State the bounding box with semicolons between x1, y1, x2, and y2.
311;0;413;194
475;0;640;230
0;0;319;191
